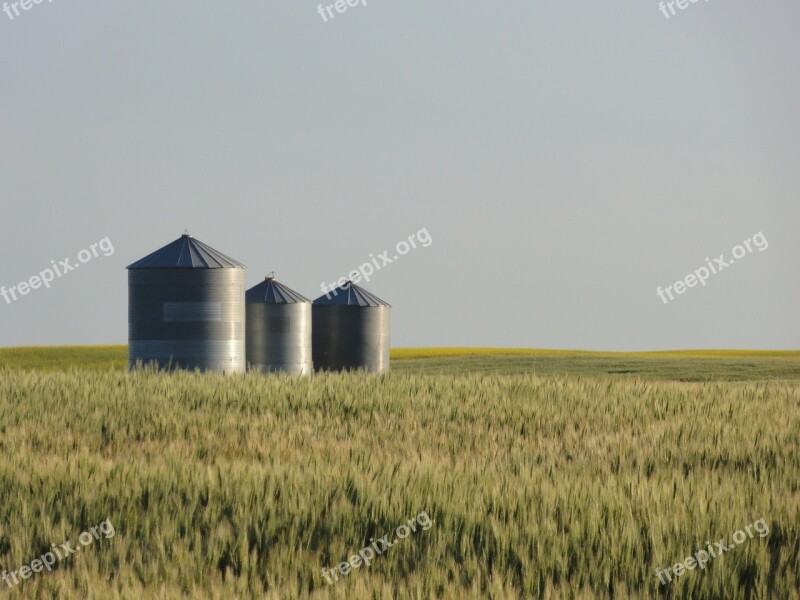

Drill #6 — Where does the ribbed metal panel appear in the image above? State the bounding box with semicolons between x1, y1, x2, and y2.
312;305;391;373
246;302;312;375
128;267;246;373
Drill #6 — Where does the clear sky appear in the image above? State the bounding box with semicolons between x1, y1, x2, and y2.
1;0;798;350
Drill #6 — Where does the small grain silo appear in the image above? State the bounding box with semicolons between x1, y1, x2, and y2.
312;281;391;373
245;275;312;375
127;233;246;374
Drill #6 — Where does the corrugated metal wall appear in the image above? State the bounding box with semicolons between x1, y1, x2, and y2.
128;268;246;373
312;305;390;372
246;301;312;374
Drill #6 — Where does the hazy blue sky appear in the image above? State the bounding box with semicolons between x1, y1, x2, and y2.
1;0;798;350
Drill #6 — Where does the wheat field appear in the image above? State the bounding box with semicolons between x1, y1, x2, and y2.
0;355;799;598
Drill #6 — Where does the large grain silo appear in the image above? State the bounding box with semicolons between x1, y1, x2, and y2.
245;275;312;375
312;281;391;373
127;233;246;374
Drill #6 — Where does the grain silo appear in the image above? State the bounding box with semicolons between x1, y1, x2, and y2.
312;281;391;373
245;275;312;375
127;233;246;374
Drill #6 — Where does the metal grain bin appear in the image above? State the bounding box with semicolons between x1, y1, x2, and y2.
246;275;312;375
127;233;246;374
312;281;391;373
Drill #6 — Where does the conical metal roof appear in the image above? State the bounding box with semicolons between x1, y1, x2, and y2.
127;234;246;269
313;281;390;307
246;276;310;304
